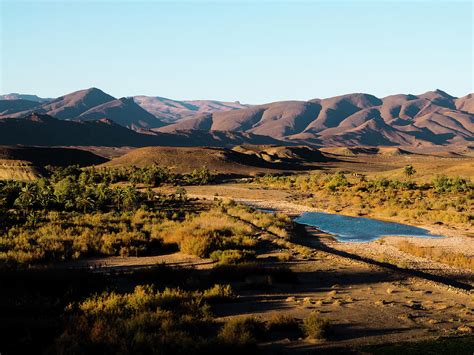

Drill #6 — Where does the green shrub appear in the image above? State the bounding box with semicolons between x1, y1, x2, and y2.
202;284;235;302
210;249;256;264
160;210;257;258
326;171;349;191
218;317;265;346
301;314;330;340
179;235;216;258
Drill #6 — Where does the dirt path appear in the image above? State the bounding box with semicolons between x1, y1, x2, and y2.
56;252;214;272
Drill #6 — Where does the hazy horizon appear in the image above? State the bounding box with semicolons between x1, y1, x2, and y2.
1;0;472;103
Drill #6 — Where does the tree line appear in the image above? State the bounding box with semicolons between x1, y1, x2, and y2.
47;165;214;186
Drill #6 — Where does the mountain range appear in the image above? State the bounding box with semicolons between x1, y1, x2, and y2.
0;88;472;147
157;90;474;146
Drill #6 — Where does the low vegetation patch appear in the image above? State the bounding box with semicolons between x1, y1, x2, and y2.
397;240;474;270
210;249;256;264
56;284;236;354
301;313;330;340
159;209;257;258
0;209;169;264
218;316;266;347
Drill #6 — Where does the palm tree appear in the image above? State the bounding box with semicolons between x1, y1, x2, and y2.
122;186;139;210
95;183;112;209
14;184;38;211
112;188;127;209
75;195;96;213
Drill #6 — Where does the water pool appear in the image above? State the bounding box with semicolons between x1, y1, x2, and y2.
295;212;443;242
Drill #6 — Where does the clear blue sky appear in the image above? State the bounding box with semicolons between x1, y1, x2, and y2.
0;0;472;103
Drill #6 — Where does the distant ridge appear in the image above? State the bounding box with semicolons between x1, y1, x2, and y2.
78;97;164;129
0;93;51;103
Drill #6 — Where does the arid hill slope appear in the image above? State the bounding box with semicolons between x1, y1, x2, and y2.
133;96;248;123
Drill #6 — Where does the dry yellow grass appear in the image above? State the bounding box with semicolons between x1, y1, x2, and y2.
397;240;474;270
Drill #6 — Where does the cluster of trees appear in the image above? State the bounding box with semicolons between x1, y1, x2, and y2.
254;171;473;227
432;175;472;193
1;179;160;214
47;165;214;187
0;170;194;216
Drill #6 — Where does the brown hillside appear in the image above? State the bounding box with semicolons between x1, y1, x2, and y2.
78;97;164;129
133;96;248;123
3;88;116;120
455;93;474;114
101;146;281;176
101;145;334;176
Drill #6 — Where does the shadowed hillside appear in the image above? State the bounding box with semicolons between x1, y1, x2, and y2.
0;99;41;116
0;146;109;180
78;97;163;129
101;146;279;176
0;146;108;167
0;114;289;148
